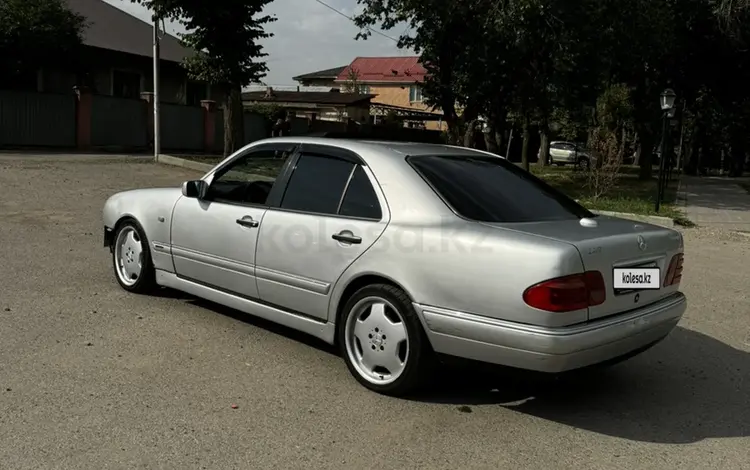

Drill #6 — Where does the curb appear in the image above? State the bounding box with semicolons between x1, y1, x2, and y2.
158;154;215;173
591;210;676;228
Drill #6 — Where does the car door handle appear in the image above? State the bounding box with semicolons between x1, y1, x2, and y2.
332;232;362;244
236;216;259;228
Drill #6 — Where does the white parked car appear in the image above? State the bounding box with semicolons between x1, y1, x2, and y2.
103;137;686;396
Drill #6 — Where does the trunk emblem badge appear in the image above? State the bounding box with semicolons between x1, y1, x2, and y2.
637;235;647;251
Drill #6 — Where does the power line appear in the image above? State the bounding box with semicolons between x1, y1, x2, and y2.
312;0;400;43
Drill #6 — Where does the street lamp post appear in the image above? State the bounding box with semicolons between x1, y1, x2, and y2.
153;16;161;163
655;88;676;213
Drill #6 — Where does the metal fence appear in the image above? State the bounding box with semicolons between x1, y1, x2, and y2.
0;90;76;147
243;112;269;144
161;103;204;151
90;95;148;149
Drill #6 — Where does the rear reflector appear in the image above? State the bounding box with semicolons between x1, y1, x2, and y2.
664;253;684;287
523;271;606;313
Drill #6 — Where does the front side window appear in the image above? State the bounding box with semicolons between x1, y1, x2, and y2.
205;145;296;206
409;155;593;223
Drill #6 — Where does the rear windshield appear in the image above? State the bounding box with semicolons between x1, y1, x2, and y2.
408;154;594;223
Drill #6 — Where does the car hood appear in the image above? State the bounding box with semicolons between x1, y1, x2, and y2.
107;187;182;205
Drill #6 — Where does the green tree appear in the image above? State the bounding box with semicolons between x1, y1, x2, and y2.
0;0;86;90
354;0;502;145
131;0;276;156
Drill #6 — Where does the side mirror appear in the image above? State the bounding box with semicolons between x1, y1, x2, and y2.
181;180;207;199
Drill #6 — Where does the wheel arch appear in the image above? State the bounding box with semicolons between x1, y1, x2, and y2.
107;214;140;249
332;273;415;346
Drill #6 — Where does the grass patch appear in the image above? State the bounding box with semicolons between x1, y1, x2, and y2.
528;164;685;220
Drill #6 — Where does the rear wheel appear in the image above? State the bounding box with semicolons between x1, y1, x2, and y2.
112;220;156;294
339;284;433;396
577;157;591;171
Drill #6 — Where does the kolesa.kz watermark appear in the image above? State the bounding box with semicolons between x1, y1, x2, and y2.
613;267;661;289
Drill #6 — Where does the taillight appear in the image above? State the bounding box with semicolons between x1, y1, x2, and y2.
523;271;606;313
664;253;684;287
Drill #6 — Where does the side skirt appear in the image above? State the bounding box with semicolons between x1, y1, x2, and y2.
155;270;337;345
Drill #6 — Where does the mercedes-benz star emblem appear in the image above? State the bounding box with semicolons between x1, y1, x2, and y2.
637;235;647;251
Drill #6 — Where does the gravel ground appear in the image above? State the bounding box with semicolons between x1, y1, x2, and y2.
1;154;748;470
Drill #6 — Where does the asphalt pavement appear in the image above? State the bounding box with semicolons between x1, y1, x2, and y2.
1;154;748;469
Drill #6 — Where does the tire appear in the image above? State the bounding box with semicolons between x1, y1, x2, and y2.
577;157;591;171
112;219;157;294
338;284;434;397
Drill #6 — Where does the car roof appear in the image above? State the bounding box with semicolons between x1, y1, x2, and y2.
249;136;504;162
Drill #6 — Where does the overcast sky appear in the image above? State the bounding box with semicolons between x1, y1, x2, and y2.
103;0;413;86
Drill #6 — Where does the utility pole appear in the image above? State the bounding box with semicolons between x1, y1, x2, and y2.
152;16;161;162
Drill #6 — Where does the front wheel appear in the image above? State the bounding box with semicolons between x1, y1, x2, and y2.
339;284;434;396
112;220;156;293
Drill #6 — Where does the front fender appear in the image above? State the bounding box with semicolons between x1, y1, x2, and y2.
103;188;182;273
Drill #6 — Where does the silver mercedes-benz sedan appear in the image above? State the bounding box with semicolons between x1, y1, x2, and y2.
103;137;687;396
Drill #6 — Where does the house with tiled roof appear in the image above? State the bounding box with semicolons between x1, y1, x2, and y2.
294;56;446;131
291;66;348;89
34;0;210;105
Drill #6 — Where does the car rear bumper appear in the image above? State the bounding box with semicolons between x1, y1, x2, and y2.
415;292;686;373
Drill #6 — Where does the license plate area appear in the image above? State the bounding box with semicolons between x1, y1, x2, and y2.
613;262;660;294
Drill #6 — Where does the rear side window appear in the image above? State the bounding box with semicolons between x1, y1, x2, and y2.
408;155;593;223
281;154;354;214
339;166;382;220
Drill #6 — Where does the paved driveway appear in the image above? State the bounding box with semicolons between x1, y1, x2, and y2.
1;154;748;469
680;175;750;232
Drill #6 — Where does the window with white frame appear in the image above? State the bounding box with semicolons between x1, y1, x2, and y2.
409;85;423;103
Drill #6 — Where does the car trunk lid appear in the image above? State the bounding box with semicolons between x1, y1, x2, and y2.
482;215;684;320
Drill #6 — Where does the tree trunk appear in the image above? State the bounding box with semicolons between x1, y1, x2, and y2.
633;140;641;166
495;129;505;154
618;126;627;163
483;129;498;154
485;111;506;155
729;125;746;177
463;119;478;148
223;85;244;157
636;123;654;180
537;122;549;167
521;116;531;172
